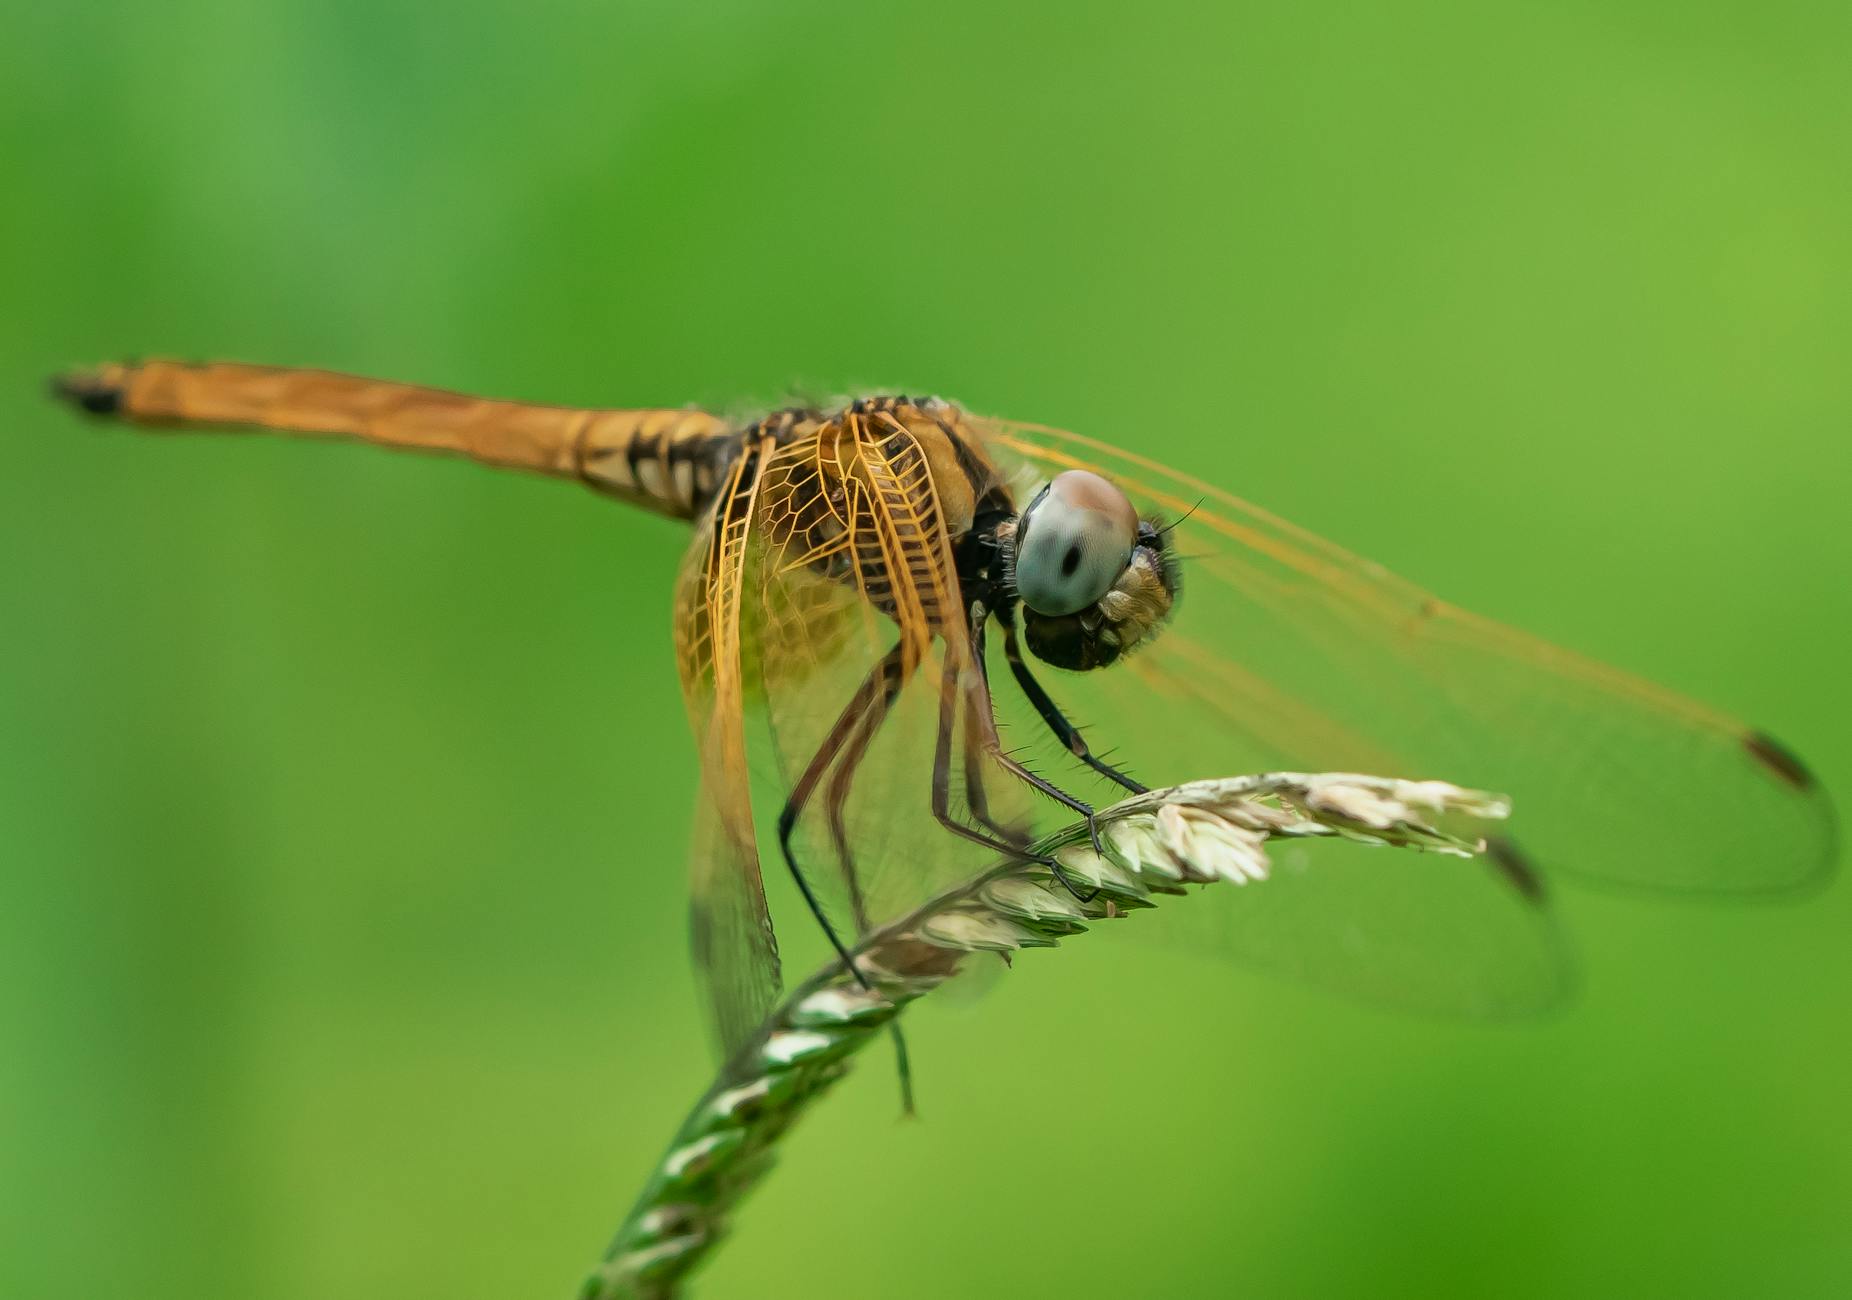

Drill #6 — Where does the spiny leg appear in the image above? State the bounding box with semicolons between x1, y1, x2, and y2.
955;615;1106;900
815;649;919;1114
821;698;891;939
959;670;1106;855
999;612;1147;794
775;644;910;990
953;674;1101;904
960;687;1028;845
929;649;1081;868
819;646;914;929
958;620;1037;847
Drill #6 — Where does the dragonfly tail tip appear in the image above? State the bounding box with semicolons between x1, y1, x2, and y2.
50;365;125;416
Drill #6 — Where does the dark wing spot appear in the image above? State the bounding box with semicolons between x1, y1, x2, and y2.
1484;834;1547;904
1744;730;1816;791
1061;545;1081;577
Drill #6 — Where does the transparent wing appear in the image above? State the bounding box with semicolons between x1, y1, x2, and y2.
964;415;1835;1015
674;447;783;1060
740;412;1045;962
977;627;1573;1018
681;780;781;1058
1157;837;1573;1018
982;416;1836;893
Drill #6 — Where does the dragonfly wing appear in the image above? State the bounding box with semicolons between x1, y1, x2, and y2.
674;446;782;1060
1153;830;1573;1018
982;416;1835;895
682;779;781;1057
741;411;1041;953
967;416;1833;1016
975;621;1574;1018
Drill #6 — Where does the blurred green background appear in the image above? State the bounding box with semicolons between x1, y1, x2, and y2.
3;2;1849;1296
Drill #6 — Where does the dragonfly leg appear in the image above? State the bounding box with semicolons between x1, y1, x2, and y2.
982;746;1107;901
959;691;1033;846
963;677;1105;850
999;614;1147;795
929;650;1104;907
957;619;1029;844
949;624;1109;901
815;649;919;1115
775;644;911;991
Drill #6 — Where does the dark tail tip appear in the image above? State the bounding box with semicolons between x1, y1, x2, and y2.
49;366;126;416
1744;730;1817;792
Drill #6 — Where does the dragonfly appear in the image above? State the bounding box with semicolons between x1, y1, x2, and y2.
53;360;1837;1066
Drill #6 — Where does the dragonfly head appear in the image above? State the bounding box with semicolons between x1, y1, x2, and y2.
1006;470;1177;671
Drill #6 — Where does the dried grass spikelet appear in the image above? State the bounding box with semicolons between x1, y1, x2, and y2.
585;772;1510;1300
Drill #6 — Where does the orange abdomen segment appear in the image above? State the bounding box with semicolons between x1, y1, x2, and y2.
52;359;735;520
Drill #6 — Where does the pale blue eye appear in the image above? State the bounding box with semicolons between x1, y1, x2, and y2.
1014;471;1138;616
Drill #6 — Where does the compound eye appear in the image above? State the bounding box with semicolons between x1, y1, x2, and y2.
1014;470;1138;616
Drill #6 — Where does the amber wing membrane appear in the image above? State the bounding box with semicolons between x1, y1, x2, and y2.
673;440;786;1058
979;418;1837;898
676;409;1028;1058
